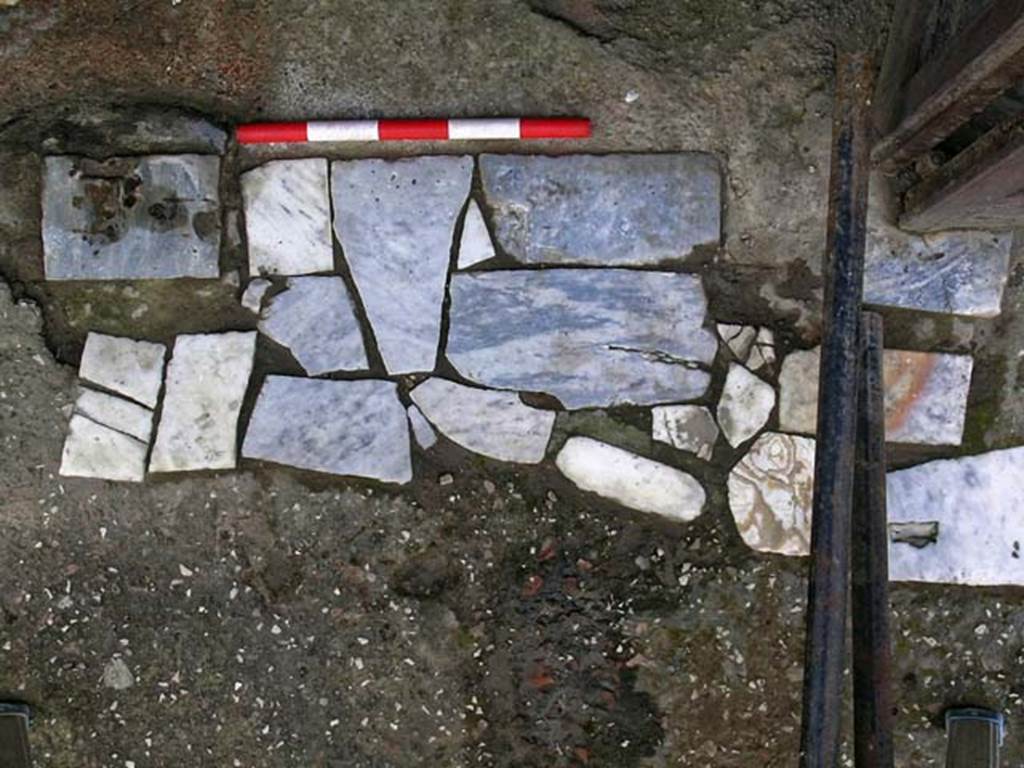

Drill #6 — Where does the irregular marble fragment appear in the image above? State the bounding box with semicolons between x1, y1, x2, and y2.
74;387;153;442
651;405;718;460
332;156;472;374
479;153;720;265
242;376;412;483
258;276;367;375
242;158;334;276
747;327;776;372
407;405;438;450
446;269;716;409
59;414;148;483
240;278;272;313
887;446;1024;585
728;432;815;556
555;436;705;521
717;323;756;361
410;378;555;463
778;346;973;445
717;364;775;447
43;154;220;280
457;200;496;269
79;332;166;408
149;332;256;473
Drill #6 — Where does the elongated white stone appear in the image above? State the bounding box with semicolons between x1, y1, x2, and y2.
888;446;1024;585
79;332;166;408
241;278;272;313
457;200;496;269
242;158;334;276
555;437;705;521
728;432;815;556
717;364;775;447
407;404;437;450
411;378;555;463
479;153;720;265
258;276;367;375
446;269;716;409
43;154;220;280
242;376;412;483
60;414;148;483
332;156;472;374
149;332;256;473
74;388;153;442
651;405;718;460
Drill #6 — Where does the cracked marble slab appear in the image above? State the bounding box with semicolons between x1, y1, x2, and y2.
651;405;719;459
332;155;472;374
73;387;153;443
479;153;720;265
78;332;167;408
242;376;412;483
446;269;716;409
60;414;148;483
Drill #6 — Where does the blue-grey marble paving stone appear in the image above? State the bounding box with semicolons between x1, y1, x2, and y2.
331;155;473;374
242;376;412;484
258;276;368;375
42;154;221;280
446;269;716;409
478;153;721;265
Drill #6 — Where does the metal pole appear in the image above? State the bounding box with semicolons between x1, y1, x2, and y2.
852;311;894;768
799;52;874;768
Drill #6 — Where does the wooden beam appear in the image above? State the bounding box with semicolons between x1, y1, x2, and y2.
872;0;929;139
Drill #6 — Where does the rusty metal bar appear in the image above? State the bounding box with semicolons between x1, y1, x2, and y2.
799;52;874;768
852;311;894;768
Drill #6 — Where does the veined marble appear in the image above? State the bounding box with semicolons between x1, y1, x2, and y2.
717;364;775;447
651;405;718;460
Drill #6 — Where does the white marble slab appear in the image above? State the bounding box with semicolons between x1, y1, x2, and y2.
407;404;438;450
457;200;496;269
59;414;148;483
241;278;272;313
717;364;775;447
555;437;705;521
79;332;167;408
651;405;718;460
149;332;256;473
242;158;334;276
446;269;716;409
74;387;153;443
258;276;367;375
242;376;412;483
410;378;555;463
888;446;1024;586
332;156;472;374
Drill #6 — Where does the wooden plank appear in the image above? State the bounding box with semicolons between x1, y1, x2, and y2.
873;0;1024;171
872;0;930;138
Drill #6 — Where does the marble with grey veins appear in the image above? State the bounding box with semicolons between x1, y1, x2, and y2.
79;332;166;408
259;276;367;375
887;446;1024;585
446;269;716;409
42;154;220;280
728;432;815;556
457;200;496;269
479;153;720;265
332;156;473;374
651;405;718;460
60;414;148;483
411;378;555;463
555;437;706;521
717;364;775;447
74;388;153;443
717;324;756;361
242;376;412;483
407;405;438;450
242;158;334;276
149;332;256;473
778;346;973;445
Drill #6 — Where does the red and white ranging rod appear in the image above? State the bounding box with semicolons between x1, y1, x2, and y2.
236;117;591;144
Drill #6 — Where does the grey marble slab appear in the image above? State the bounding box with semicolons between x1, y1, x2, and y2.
446;269;715;409
478;153;720;265
332;156;472;374
242;376;412;483
43;154;221;280
259;276;367;375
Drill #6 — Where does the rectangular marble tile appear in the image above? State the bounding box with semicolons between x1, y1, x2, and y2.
149;332;256;473
479;153;720;265
43;155;221;280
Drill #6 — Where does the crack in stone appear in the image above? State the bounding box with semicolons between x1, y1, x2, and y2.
606;344;707;370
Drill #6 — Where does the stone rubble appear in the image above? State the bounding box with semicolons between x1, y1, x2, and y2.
42;154;221;280
242;158;334;276
149;332;256;473
258;276;367;375
410;378;555;464
78;332;167;408
717;364;775;447
446;269;716;409
60;414;148;483
555;436;706;521
457;200;496;269
242;376;412;483
332;155;472;374
479;153;720;265
651;405;719;460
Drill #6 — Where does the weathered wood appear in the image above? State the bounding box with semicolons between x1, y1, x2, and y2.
872;0;930;138
874;0;1024;171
